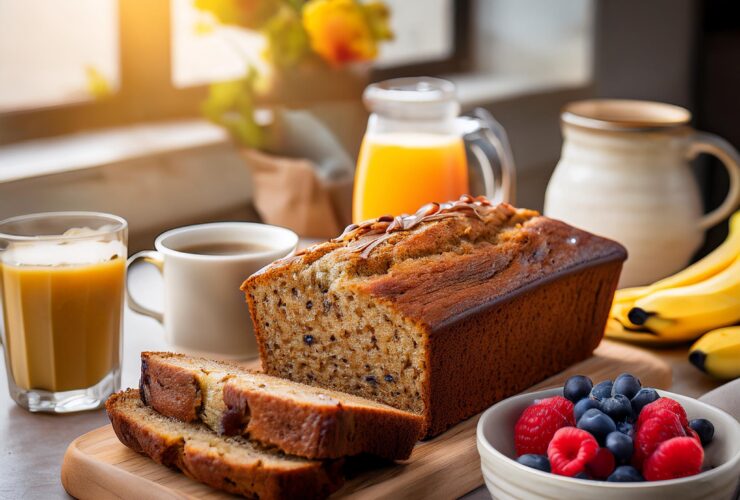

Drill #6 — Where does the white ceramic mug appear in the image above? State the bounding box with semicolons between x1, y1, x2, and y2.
126;222;298;359
545;99;740;287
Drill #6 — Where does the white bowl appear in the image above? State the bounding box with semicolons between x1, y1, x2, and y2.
477;388;740;500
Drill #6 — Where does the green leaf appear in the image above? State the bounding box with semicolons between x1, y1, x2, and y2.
201;72;265;149
261;6;309;67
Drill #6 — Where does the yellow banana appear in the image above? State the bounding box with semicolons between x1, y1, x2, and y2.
613;286;652;305
609;302;635;327
689;326;740;379
604;317;681;346
606;211;740;343
625;254;740;341
611;209;740;309
633;254;740;316
640;312;739;343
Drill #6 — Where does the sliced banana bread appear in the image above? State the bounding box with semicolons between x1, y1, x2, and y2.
241;195;627;437
140;352;423;460
106;389;343;500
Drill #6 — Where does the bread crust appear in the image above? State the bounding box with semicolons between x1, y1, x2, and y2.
223;381;422;460
141;352;423;460
106;389;343;500
423;259;622;436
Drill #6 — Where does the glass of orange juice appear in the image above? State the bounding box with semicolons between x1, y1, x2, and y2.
353;77;516;222
0;212;127;412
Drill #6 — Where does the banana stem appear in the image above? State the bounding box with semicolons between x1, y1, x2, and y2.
628;307;652;326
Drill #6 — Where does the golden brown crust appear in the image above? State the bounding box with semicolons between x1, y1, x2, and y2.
181;441;344;499
106;390;343;500
243;200;532;287
422;259;622;436
223;382;422;460
141;352;423;460
357;216;625;331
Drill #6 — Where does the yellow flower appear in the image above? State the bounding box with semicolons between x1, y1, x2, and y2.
303;0;391;66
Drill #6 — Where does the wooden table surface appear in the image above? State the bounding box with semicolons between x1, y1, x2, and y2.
0;264;725;500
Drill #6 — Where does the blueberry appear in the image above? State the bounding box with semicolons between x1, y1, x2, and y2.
578;408;616;445
612;373;642;400
564;375;593;403
605;431;633;464
689;418;714;446
631;388;660;415
607;465;644;482
617;421;634;437
600;394;634;422
574;398;600;422
574;471;591;480
516;454;551;472
590;380;613;401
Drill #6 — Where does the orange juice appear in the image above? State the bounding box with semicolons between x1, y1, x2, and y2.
1;241;125;392
353;132;468;222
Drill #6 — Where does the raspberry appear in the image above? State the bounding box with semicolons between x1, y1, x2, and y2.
586;447;616;479
643;437;704;481
538;396;576;426
637;398;688;430
636;407;681;432
633;411;686;470
687;428;702;446
547;427;599;477
515;404;570;456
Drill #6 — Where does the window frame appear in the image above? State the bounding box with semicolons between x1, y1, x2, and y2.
371;0;472;82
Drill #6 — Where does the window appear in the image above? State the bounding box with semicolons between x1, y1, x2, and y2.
171;0;267;88
0;0;470;146
170;0;464;86
0;0;119;113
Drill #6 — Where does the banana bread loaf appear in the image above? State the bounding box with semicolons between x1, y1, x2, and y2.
140;352;423;459
106;389;343;499
242;195;626;437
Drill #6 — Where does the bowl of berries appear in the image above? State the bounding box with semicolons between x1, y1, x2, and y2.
477;373;740;499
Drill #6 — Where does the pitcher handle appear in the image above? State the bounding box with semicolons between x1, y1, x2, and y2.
126;250;165;323
688;132;740;230
469;108;517;204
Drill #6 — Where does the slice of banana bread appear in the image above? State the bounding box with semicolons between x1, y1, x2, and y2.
140;352;423;460
241;195;627;437
106;389;343;500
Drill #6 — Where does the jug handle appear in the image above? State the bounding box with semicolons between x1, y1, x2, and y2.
688;132;740;230
469;108;517;205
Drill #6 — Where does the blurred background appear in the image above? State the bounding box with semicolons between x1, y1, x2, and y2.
0;0;737;253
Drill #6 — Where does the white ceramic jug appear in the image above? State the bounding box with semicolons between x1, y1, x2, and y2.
545;99;740;287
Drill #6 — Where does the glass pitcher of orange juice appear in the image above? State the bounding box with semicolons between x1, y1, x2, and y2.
353;77;516;222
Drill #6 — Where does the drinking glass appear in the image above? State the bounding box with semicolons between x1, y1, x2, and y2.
0;212;127;412
353;77;516;222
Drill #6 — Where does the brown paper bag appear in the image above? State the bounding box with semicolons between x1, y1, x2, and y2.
241;148;351;238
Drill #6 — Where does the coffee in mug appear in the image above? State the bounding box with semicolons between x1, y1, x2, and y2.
126;222;297;359
176;242;272;256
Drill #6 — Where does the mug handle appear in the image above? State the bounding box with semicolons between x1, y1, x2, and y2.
464;108;517;204
126;250;164;323
689;132;740;230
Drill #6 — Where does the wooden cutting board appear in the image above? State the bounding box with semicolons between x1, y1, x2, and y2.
61;340;671;500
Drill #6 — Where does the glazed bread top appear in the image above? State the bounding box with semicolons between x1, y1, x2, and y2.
243;195;627;332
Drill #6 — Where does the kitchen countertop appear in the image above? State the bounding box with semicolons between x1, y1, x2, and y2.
0;263;725;500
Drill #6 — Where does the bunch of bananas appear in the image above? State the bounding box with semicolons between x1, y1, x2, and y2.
605;211;740;379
